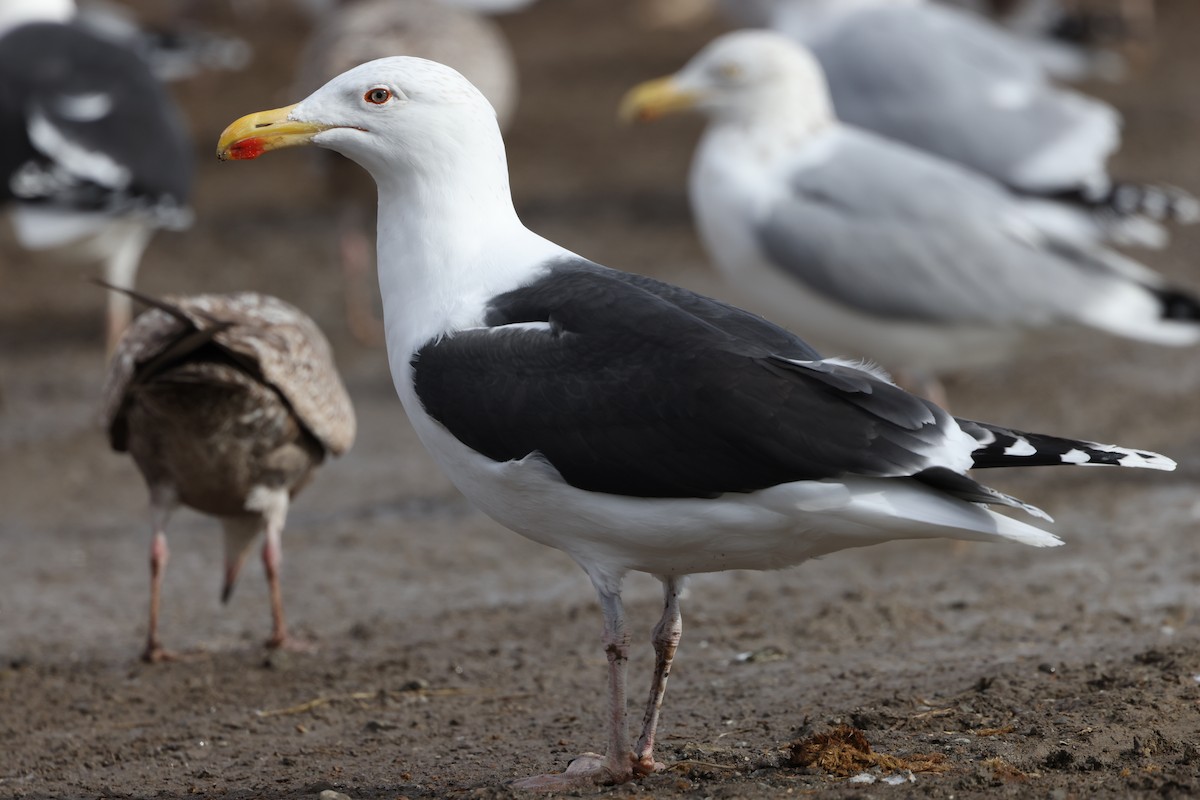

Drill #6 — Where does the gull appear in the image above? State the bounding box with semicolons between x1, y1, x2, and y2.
715;0;1196;246
294;0;518;345
217;56;1175;789
103;288;355;662
941;0;1156;69
75;0;252;84
0;0;193;353
621;30;1200;400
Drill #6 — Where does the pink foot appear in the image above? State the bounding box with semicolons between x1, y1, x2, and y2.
142;645;207;664
634;755;666;776
510;753;634;791
266;633;317;653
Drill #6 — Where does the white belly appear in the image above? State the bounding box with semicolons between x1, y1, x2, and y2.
391;365;1054;594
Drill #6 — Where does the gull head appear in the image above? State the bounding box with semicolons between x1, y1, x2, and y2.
217;56;503;180
619;30;834;128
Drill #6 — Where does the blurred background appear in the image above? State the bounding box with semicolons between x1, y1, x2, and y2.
1;1;1198;797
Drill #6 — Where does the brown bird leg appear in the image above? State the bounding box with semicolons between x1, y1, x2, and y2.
260;496;312;652
634;577;684;774
339;204;386;347
143;495;177;663
101;222;152;357
512;589;637;790
895;368;949;409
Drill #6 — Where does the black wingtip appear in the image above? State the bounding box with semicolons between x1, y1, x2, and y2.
1153;285;1200;323
959;419;1176;472
1042;183;1200;224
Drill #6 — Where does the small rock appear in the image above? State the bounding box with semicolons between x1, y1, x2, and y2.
883;770;915;785
319;791;352;800
732;645;787;664
848;772;876;784
363;720;398;732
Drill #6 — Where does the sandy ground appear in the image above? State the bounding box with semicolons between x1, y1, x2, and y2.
2;0;1199;797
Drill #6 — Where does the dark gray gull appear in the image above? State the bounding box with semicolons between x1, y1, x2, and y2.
0;0;192;353
217;56;1175;789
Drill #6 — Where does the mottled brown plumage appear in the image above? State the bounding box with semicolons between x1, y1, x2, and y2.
102;290;355;662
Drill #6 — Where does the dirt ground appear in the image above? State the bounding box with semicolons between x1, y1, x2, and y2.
2;0;1199;797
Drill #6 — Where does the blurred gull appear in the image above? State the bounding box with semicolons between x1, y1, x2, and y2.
717;0;1196;248
937;0;1142;81
622;31;1200;401
219;55;1177;788
103;289;355;662
295;0;518;344
943;0;1156;55
0;0;193;353
76;0;252;83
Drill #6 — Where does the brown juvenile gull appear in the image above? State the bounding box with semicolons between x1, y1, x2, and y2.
217;57;1175;790
102;288;355;663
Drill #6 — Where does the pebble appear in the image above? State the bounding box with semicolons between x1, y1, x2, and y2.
319;791;352;800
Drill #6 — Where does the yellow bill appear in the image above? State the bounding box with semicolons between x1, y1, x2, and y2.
216;103;330;161
618;76;700;123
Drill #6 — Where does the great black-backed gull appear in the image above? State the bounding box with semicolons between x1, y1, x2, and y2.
714;0;1196;241
103;288;355;662
217;57;1175;789
0;0;193;353
621;31;1200;402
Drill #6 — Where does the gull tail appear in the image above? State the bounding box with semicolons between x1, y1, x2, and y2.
1033;182;1198;250
957;420;1176;472
1153;285;1200;324
94;280;244;379
1105;182;1200;225
1053;182;1199;224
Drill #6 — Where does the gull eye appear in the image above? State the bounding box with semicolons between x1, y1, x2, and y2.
715;62;742;81
364;87;392;105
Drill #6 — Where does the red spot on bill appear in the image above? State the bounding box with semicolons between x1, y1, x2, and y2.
227;137;266;160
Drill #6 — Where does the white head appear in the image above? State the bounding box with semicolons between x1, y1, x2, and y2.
218;57;509;198
218;56;547;352
620;30;835;131
0;0;75;36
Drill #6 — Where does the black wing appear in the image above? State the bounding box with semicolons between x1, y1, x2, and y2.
0;22;192;220
413;259;966;499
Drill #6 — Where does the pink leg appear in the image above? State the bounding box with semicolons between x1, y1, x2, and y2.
512;590;636;790
634;577;683;773
262;534;287;648
261;520;312;652
142;530;171;663
896;368;949;410
339;207;385;347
